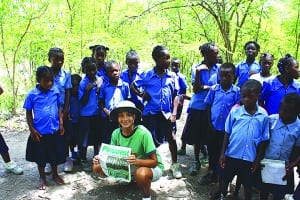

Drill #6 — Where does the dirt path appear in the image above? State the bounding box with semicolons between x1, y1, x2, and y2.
0;101;262;200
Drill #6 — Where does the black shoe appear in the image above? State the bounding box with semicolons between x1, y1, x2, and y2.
199;173;218;185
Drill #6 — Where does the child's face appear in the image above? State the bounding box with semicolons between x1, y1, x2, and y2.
39;75;54;91
107;63;120;81
205;46;219;64
241;90;259;109
126;57;139;72
279;101;297;124
85;64;97;80
155;50;170;70
171;60;180;73
50;53;64;69
220;68;234;88
71;80;80;96
260;55;273;74
245;43;258;59
286;59;299;79
117;111;135;129
94;50;106;66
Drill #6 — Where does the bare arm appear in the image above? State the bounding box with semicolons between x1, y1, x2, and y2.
26;110;42;142
126;152;158;168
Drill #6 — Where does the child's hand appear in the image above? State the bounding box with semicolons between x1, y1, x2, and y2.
85;83;94;91
251;160;260;173
219;154;226;169
126;154;138;166
30;128;42;142
170;114;176;123
142;92;151;101
92;155;105;175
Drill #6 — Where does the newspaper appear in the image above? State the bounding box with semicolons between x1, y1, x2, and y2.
261;158;287;185
99;143;132;182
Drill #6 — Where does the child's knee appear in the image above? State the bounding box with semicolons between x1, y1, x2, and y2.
135;167;152;182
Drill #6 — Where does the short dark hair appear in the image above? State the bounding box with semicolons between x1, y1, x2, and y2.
71;74;82;86
282;93;300;115
241;79;262;95
199;42;216;56
244;41;260;51
48;47;64;62
81;57;96;72
126;49;139;63
89;45;109;57
36;65;53;83
105;60;119;73
220;62;236;74
152;45;168;60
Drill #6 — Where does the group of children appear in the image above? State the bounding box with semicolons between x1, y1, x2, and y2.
175;41;300;200
1;40;299;200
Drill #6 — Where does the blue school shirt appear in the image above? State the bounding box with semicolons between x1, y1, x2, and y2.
236;61;260;88
260;76;300;115
133;68;175;117
120;68;145;108
189;63;219;110
78;76;100;116
225;105;270;162
174;71;188;95
23;86;60;135
69;95;81;123
264;114;300;163
99;79;131;117
53;69;72;107
96;66;110;84
204;84;240;131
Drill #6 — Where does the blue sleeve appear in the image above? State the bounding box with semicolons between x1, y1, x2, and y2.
99;84;105;100
204;87;214;106
23;93;33;110
78;81;85;101
134;78;144;88
260;81;270;103
225;109;234;135
66;72;72;89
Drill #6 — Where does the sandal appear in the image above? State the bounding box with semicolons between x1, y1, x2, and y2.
52;175;64;185
38;178;47;190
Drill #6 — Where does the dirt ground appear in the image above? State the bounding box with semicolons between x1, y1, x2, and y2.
0;101;264;200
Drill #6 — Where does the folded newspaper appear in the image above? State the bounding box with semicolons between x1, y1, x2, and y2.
261;158;287;185
99;143;132;182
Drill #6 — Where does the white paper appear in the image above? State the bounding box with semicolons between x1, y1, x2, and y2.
261;159;287;185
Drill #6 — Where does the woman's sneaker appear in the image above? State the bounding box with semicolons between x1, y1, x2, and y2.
5;161;23;175
170;163;182;179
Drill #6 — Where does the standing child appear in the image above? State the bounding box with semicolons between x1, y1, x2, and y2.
202;63;240;186
90;45;110;84
120;49;145;111
180;42;219;176
24;66;66;190
170;57;188;135
235;41;261;88
93;101;164;200
250;52;275;85
260;93;300;200
131;45;182;179
219;79;269;200
78;58;101;169
68;74;82;162
0;86;23;175
260;54;300;115
99;60;131;144
48;47;73;172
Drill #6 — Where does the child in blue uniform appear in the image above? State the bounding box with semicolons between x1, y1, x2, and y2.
181;42;219;176
131;45;182;179
48;47;73;172
68;74;82;162
24;66;66;190
99;60;131;144
78;58;101;167
203;62;240;185
90;45;110;84
235;41;261;88
219;79;269;200
260;54;300;115
260;93;300;200
120;49;145;111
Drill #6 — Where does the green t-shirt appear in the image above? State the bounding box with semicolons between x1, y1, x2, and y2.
111;125;164;171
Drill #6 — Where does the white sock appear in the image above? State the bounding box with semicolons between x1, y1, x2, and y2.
142;197;151;200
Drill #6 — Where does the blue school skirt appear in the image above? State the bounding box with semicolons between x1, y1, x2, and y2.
0;133;9;153
26;131;66;167
181;109;208;145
